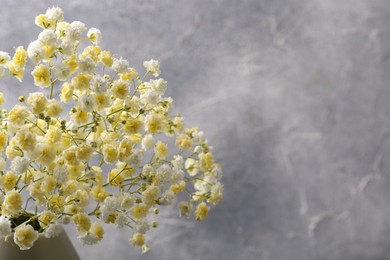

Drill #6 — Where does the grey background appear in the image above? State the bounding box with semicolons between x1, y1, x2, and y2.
1;0;390;259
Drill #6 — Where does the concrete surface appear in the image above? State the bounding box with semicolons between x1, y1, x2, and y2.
1;0;390;259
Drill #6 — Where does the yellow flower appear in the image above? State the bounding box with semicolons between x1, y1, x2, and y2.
170;181;186;195
14;224;39;250
39;210;57;226
81;46;101;62
108;168;124;186
72;213;91;233
199;152;214;172
60;82;74;103
123;118;144;134
130;233;145;246
37;143;56;166
102;144;118;164
0;92;5;106
120;68;137;82
64;55;78;73
118;138;132;161
154;141;168;160
90;222;104;241
14;127;37;152
45;125;61;143
0;131;8;151
90;185;108;202
27;92;48;114
35;14;53;29
72;73;92;91
12;46;27;70
76;144;94;161
8;105;30;125
195;202;209;221
112;80;129;99
94;93;110;111
71;108;89;125
175;134;192;150
6;61;24;81
142;185;159;205
130;204;148;219
47;99;63;117
99;51;113;67
48;194;65;213
2;190;23;216
0;171;17;191
31;64;51;88
145;113;164;134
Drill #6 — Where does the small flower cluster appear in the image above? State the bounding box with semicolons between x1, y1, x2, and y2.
0;7;223;251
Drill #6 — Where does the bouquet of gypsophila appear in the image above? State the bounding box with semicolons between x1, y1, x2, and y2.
0;6;223;252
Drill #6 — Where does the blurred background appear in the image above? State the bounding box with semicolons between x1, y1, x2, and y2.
1;0;390;259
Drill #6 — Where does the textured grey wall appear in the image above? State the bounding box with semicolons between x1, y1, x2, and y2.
1;0;390;259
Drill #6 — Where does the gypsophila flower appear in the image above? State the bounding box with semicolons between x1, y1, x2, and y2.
27;41;45;64
112;57;129;73
10;156;30;175
0;6;223;253
87;28;102;44
14;224;39;250
0;216;11;237
45;6;64;22
0;51;10;65
143;59;160;77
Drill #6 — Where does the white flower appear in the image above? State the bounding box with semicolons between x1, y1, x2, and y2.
0;51;11;66
112;57;129;73
0;67;4;79
10;156;30;175
45;6;64;22
91;75;109;93
194;145;203;154
78;233;99;245
194;179;210;193
141;164;154;178
141;134;154;150
115;213;128;228
135;219;149;234
44;224;62;238
27;40;45;64
156;164;171;180
53;165;68;184
178;201;193;217
0;216;11;237
38;29;57;46
101;196;119;221
150;78;167;95
78;56;96;74
54;64;70;81
58;41;73;56
143;59;160;77
160;190;175;205
78;94;95;112
192;131;204;142
143;89;159;105
171;155;184;170
120;193;135;209
67;21;86;41
127;149;143;167
87;28;102;43
171;169;184;184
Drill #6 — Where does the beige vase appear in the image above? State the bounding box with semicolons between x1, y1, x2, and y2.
0;226;80;260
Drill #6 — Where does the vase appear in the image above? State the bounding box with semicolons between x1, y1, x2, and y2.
0;226;80;260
